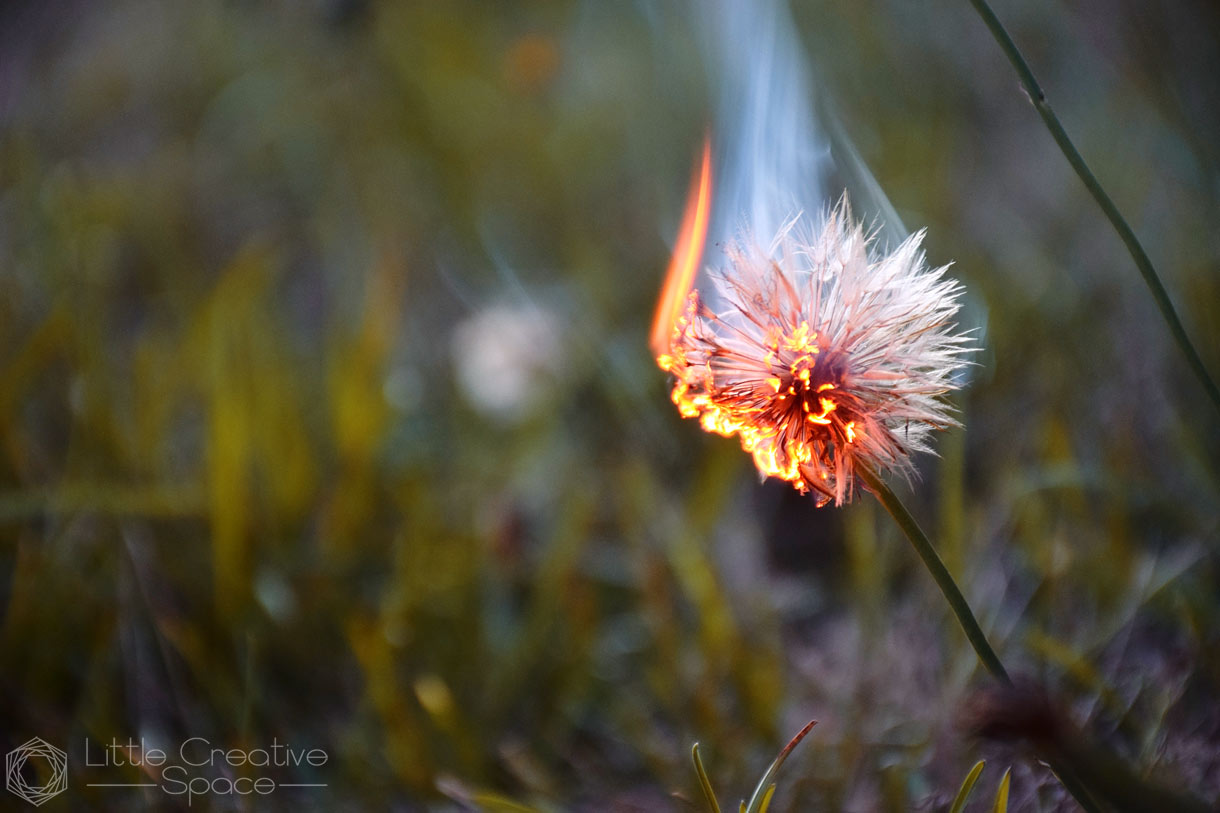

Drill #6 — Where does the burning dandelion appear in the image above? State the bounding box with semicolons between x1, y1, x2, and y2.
653;145;972;506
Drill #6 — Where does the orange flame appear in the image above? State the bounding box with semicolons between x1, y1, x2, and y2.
650;137;712;358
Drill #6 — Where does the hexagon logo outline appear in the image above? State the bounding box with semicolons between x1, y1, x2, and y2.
5;737;68;806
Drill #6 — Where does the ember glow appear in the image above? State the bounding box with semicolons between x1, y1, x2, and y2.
654;169;971;505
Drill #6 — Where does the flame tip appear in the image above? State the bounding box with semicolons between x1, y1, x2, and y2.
649;137;714;359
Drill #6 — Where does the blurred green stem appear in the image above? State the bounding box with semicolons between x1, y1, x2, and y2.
857;464;1111;811
964;0;1220;419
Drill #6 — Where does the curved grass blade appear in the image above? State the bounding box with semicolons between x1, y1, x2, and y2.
742;720;816;813
992;767;1011;813
949;760;986;813
691;743;722;813
755;783;777;813
470;792;546;813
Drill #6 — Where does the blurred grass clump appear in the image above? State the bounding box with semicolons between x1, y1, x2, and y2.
1;0;1219;810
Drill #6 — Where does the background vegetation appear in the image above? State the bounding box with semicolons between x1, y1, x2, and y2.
1;0;1218;809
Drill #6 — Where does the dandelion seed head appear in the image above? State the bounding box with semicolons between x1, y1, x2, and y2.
658;198;972;506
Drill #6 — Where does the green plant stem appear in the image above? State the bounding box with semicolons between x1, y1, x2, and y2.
856;464;1010;684
965;0;1220;420
855;463;1107;812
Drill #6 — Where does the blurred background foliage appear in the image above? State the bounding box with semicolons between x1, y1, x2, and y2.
1;0;1218;809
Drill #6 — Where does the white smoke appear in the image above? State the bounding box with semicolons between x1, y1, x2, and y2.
699;0;908;249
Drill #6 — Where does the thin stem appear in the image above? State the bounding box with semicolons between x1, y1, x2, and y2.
856;463;1010;684
1041;762;1107;813
965;0;1220;420
856;463;1107;811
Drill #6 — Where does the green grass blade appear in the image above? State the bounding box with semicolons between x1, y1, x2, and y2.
949;760;986;813
756;784;777;813
992;767;1011;813
471;792;546;813
742;720;816;813
691;743;722;813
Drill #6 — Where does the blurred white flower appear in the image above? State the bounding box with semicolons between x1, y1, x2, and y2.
451;303;564;421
